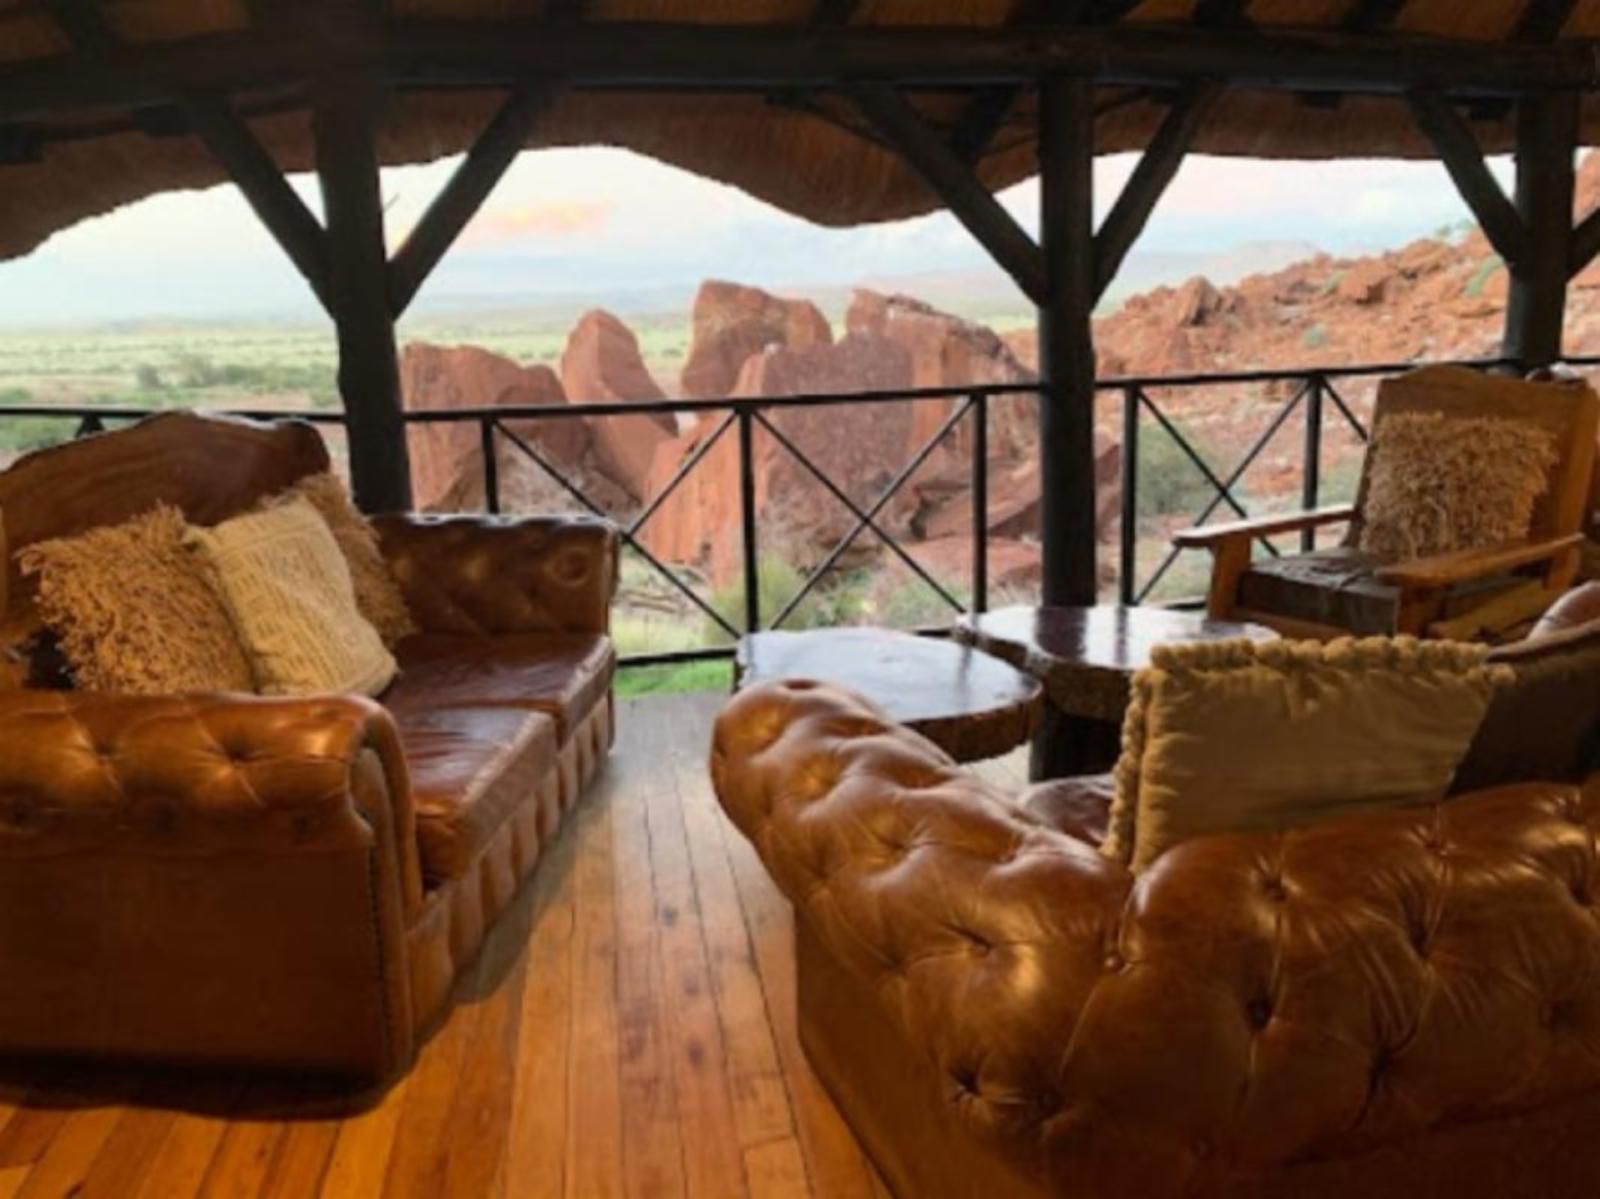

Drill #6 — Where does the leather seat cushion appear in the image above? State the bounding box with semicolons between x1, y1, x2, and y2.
387;633;615;743
1019;774;1114;848
394;705;558;883
1533;582;1600;637
1238;546;1525;635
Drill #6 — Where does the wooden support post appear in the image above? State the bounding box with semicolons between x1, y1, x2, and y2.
1038;75;1100;606
1504;89;1579;370
388;82;555;316
314;72;413;513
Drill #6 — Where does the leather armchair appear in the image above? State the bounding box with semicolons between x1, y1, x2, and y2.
714;678;1600;1199
0;692;420;1078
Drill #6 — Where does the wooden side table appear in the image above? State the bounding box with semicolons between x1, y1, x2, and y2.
954;605;1278;779
734;627;1042;763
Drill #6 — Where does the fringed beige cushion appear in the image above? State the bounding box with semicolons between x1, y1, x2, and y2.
18;504;255;695
260;472;416;646
1358;412;1557;561
188;498;396;697
1102;637;1506;872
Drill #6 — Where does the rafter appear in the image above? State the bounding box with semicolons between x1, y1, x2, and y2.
1343;0;1407;33
1094;80;1222;298
6;22;1600;124
811;0;860;24
1515;0;1578;42
184;94;332;310
946;0;1074;165
389;82;557;315
847;82;1046;304
1406;88;1530;268
1192;0;1252;27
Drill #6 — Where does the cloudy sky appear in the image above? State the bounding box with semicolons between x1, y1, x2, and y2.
0;146;1511;326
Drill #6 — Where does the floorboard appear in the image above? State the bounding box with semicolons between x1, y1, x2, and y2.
0;692;1030;1198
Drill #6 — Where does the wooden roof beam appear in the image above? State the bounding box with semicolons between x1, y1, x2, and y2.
4;23;1600;122
1192;0;1252;28
847;81;1047;304
1406;87;1530;268
1094;79;1223;298
1515;0;1578;42
811;0;861;25
1343;0;1407;33
389;82;557;315
184;94;333;310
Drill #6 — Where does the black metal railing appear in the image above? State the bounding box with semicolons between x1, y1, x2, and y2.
2;351;1584;667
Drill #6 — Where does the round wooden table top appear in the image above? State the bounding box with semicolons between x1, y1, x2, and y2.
954;604;1279;722
734;627;1042;763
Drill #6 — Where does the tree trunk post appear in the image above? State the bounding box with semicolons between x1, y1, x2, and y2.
1037;74;1100;606
1504;88;1579;371
314;72;413;513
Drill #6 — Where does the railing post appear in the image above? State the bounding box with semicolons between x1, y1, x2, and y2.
1119;385;1140;607
738;404;760;634
971;391;989;614
481;416;500;515
1301;375;1324;553
73;414;105;439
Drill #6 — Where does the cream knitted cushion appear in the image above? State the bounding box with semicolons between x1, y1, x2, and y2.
1102;636;1507;872
188;498;396;697
258;472;416;646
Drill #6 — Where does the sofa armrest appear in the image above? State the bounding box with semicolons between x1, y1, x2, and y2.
375;513;618;637
1374;533;1585;589
713;680;1600;1196
0;690;422;1079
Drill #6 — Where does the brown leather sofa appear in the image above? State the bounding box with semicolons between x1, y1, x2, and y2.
712;598;1600;1198
0;412;617;1081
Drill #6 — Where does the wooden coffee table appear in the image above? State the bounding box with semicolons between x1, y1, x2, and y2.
954;605;1278;780
734;627;1042;763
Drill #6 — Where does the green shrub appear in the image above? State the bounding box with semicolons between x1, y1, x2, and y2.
1301;324;1328;350
1136;421;1221;520
1464;256;1504;299
615;660;732;699
876;575;969;630
708;555;869;637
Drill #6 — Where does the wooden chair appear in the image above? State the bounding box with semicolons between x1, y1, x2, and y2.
1175;365;1600;641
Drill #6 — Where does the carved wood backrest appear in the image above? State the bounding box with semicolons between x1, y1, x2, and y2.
1347;365;1600;548
0;411;330;630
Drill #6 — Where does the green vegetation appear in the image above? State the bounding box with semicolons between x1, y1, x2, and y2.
615;660;732;699
1301;323;1328;350
1136;420;1221;520
1317;270;1345;298
1464;256;1504;299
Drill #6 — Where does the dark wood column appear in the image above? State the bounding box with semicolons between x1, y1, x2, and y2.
313;72;413;513
1504;88;1579;370
1037;75;1099;606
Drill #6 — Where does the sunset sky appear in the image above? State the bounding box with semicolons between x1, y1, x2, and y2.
0;147;1513;326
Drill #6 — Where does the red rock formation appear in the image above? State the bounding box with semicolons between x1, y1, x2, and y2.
560;309;677;501
680;280;834;398
401;343;587;510
642;333;917;586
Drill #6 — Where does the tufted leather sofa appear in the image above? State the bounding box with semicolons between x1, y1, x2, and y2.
714;673;1600;1198
0;412;617;1081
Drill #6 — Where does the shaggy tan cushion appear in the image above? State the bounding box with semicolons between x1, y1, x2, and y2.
188;498;396;697
1358;411;1557;561
17;505;255;695
1102;637;1506;872
261;472;416;645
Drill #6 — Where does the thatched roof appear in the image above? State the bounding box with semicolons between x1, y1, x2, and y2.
2;0;1600;261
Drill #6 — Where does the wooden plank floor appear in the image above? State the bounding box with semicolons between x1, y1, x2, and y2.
0;692;1029;1199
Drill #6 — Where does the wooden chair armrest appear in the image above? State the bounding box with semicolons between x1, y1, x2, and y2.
1375;534;1585;589
1173;505;1357;549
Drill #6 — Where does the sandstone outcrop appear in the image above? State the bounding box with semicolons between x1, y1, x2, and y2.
560;309;677;501
401;343;587;510
680;280;833;399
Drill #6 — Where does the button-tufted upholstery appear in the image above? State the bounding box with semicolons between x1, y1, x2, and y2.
714;678;1600;1198
0;414;619;1082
